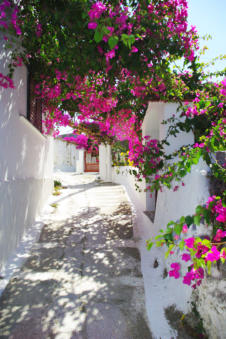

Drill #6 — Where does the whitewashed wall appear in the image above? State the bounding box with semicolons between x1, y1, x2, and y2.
99;144;112;181
101;102;219;338
196;268;226;339
111;166;147;210
54;138;84;173
0;35;53;270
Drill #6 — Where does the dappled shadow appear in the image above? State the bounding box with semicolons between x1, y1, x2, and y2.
0;202;152;338
52;180;121;207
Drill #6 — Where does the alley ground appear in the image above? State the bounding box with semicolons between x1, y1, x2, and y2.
0;173;152;339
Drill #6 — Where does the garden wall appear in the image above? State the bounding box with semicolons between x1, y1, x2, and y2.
0;35;53;270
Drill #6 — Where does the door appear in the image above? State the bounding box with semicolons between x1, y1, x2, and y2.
84;149;99;172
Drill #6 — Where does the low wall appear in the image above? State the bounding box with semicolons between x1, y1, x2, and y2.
0;38;53;269
112;166;147;211
112;161;216;338
0;114;53;270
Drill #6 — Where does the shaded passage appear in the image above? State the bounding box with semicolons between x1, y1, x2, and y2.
0;173;152;339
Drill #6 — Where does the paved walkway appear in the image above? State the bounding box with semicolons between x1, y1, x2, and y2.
0;173;152;339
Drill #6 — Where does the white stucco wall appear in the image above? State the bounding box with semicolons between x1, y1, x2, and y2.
106;102;215;338
0;35;53;269
140;103;215;338
54;139;84;173
111;166;147;211
99;144;112;181
143;102;194;154
76;149;85;173
54;139;76;172
196;268;226;339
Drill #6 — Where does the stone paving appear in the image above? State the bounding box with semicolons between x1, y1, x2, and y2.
0;173;152;339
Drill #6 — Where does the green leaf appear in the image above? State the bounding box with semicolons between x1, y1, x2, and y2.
165;250;170;259
121;34;128;46
156;240;164;247
94;28;104;43
180;216;185;224
127;34;135;48
121;34;135;48
146;241;153;251
108;36;119;49
203;209;211;224
196;205;203;214
190;248;196;256
103;26;110;35
179;240;185;250
155;234;163;240
185;216;194;227
167;221;175;227
220;257;225;264
207;260;212;275
174;223;183;235
196;258;205;268
194;215;201;225
202;239;211;248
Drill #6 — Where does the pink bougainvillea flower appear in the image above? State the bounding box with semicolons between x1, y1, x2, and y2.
131;46;138;53
184;237;195;249
205;246;220;262
181;253;191;262
36;23;42;37
182;224;188;233
169;262;181;279
13;56;23;67
88;22;97;30
221;248;226;259
147;4;154;13
88;1;107;20
183;271;193;285
105;49;115;62
169;269;180;279
214;229;226;242
216;211;226;223
183;267;204;287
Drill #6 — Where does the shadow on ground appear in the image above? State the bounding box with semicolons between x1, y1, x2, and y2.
0;179;152;339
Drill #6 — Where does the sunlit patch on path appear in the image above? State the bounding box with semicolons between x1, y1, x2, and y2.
0;173;152;339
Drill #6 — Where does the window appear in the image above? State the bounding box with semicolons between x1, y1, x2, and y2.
27;72;43;132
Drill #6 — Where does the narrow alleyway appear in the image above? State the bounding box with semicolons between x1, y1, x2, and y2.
0;173;152;339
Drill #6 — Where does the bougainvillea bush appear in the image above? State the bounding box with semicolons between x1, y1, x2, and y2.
0;0;225;287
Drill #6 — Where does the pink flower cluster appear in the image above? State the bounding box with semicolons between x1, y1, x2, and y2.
0;72;14;89
0;0;21;35
206;196;226;224
64;134;89;149
169;234;226;287
88;2;107;29
169;263;181;279
183;267;204;288
87;0;198;69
